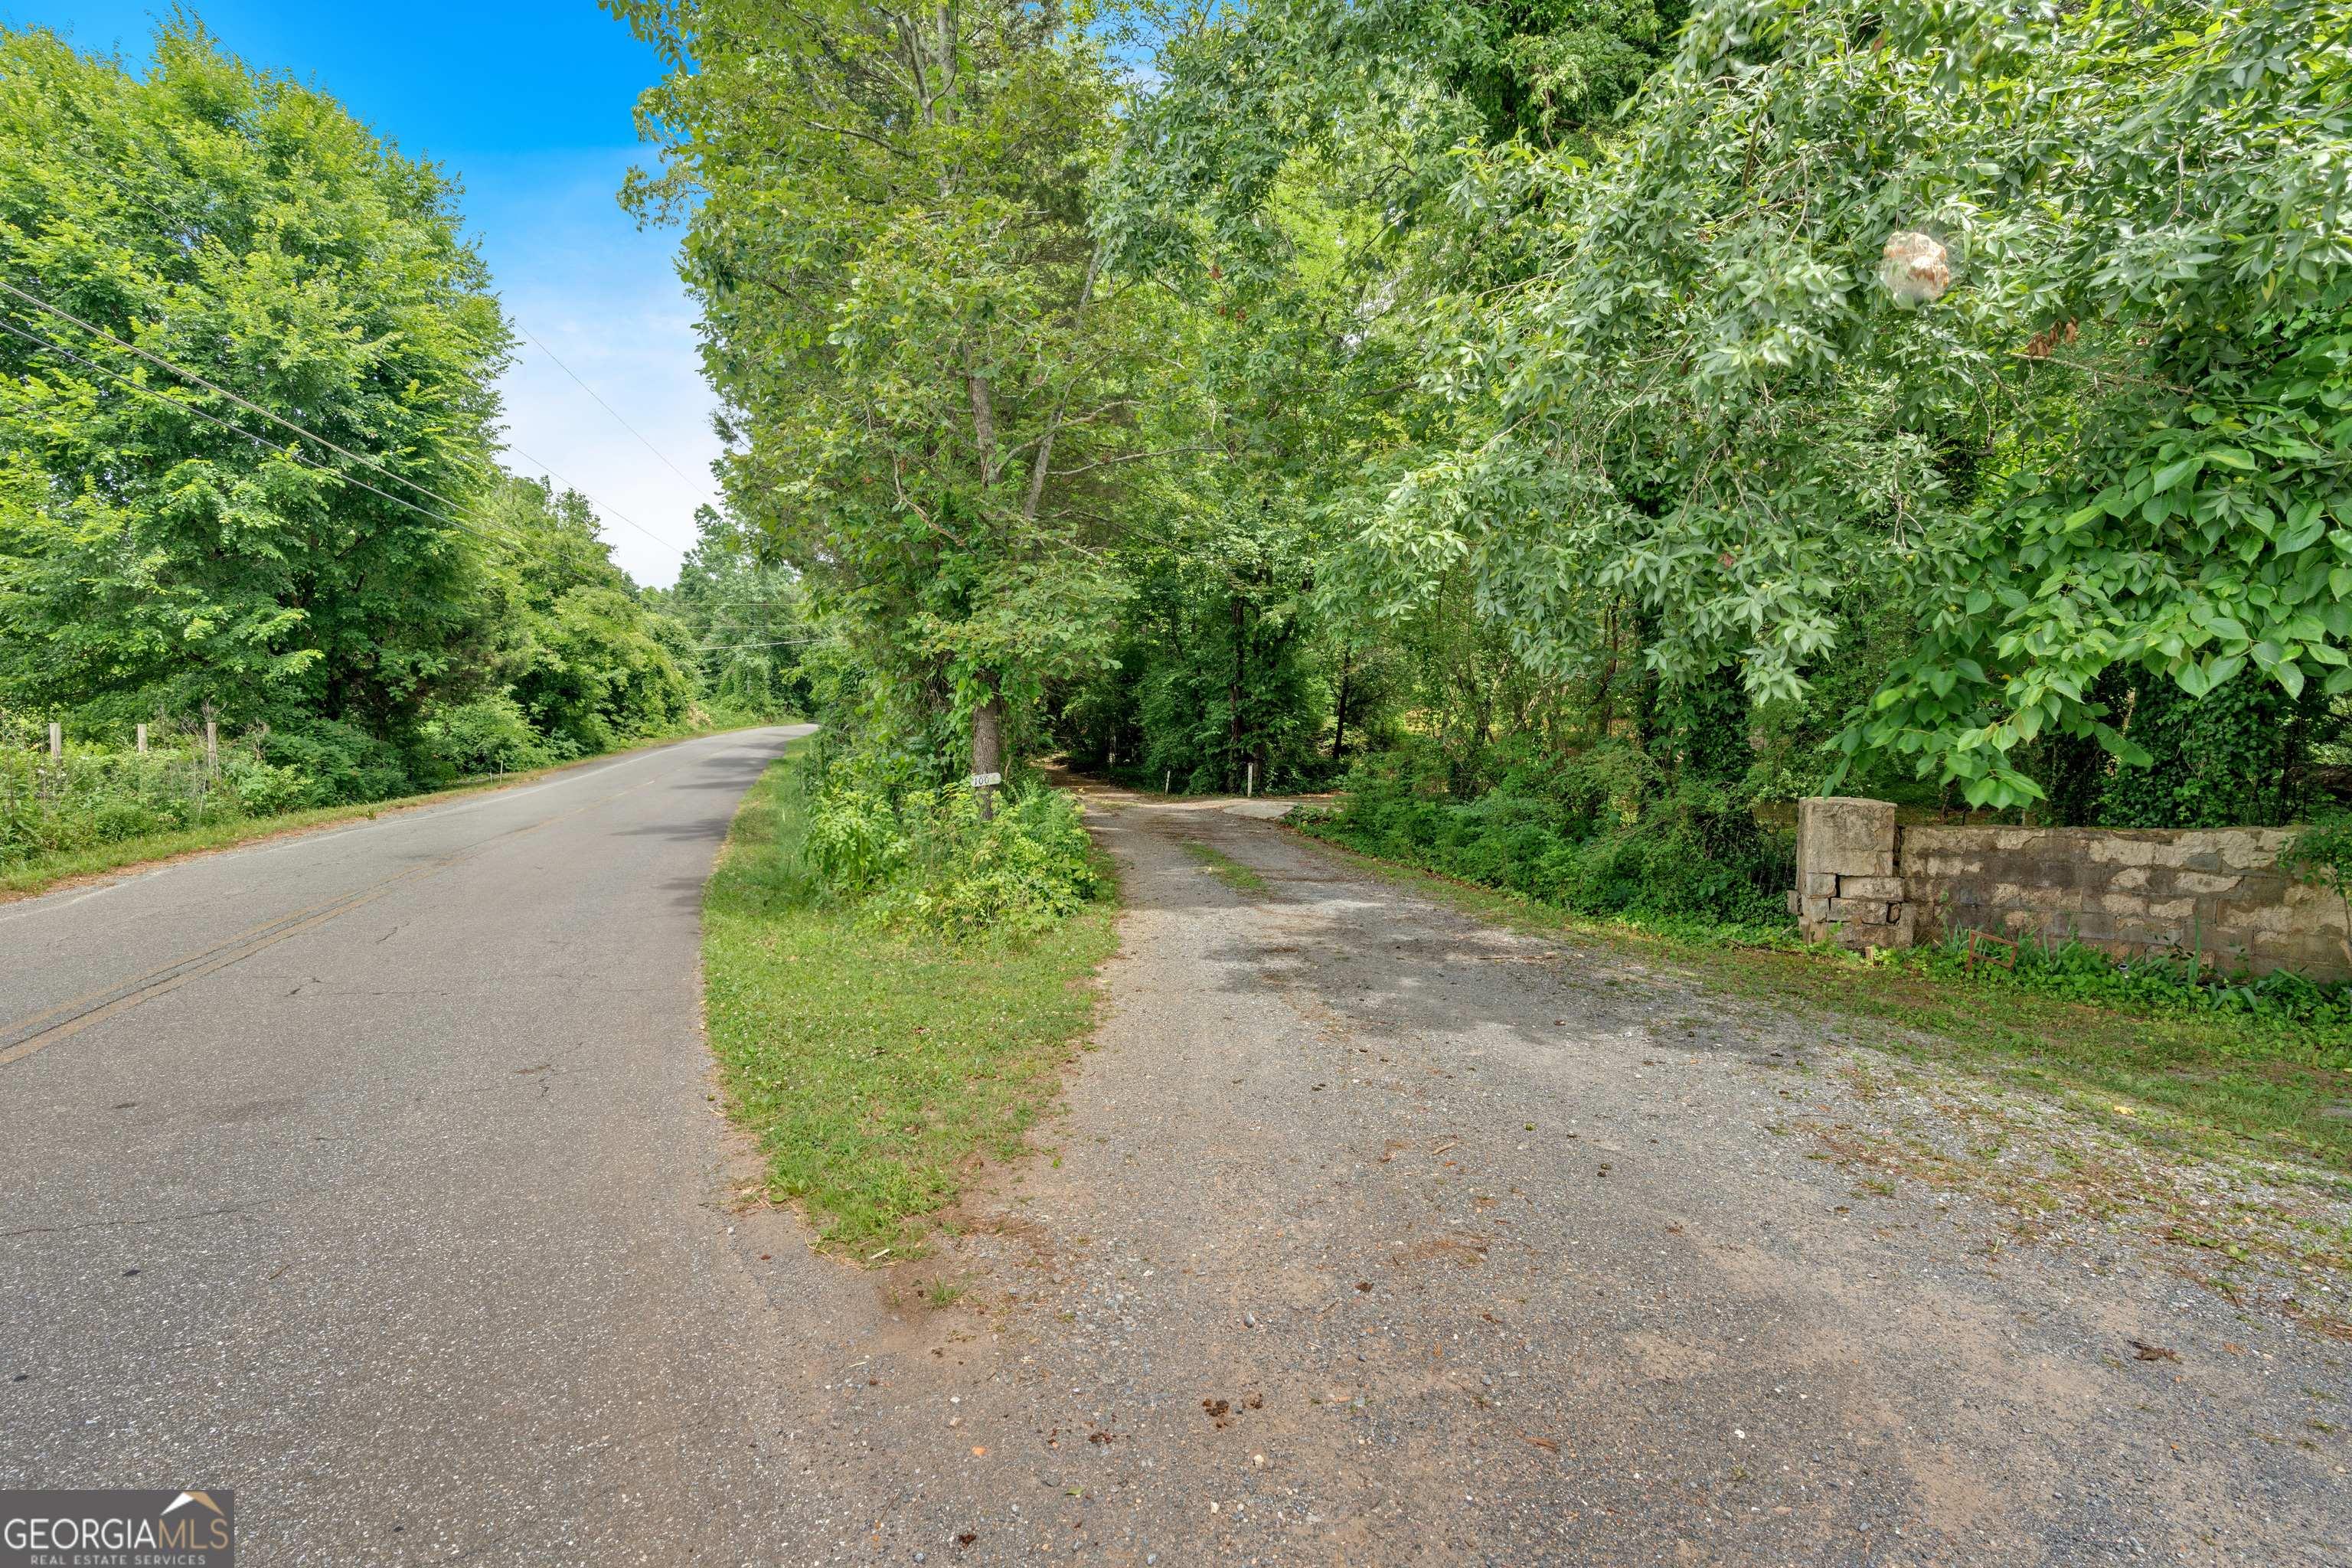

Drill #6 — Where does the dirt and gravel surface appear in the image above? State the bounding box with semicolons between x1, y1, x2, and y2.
721;790;2352;1568
9;750;2347;1566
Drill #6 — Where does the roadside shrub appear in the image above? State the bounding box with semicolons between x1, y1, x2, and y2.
1303;746;1792;926
218;755;312;815
804;789;908;894
791;767;1104;939
260;717;410;805
416;691;555;779
0;715;258;865
1908;926;2352;1045
91;801;158;841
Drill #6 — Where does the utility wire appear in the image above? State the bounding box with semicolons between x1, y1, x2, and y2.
0;276;477;518
512;318;717;498
0;315;495;543
499;436;688;554
11;146;701;568
0;312;620;593
2;273;691;558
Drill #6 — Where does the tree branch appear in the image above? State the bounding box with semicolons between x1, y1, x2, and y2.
795;119;916;160
1021;243;1103;521
1049;443;1221;479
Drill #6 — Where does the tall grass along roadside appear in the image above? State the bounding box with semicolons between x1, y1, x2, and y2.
1303;759;2352;1074
702;746;1117;1256
0;706;789;897
1301;748;1795;934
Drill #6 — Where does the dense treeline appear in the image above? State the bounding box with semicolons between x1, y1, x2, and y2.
8;1;2348;923
0;23;795;858
619;0;2348;924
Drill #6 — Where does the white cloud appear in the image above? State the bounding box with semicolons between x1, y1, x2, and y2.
456;146;723;589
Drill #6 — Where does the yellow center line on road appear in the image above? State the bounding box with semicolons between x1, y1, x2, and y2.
0;732;773;1070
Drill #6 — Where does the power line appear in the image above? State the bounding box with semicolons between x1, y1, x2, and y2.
11;145;701;571
691;636;827;651
0;276;477;518
2;274;691;560
0;315;493;543
511;318;717;498
0;310;618;593
498;437;688;555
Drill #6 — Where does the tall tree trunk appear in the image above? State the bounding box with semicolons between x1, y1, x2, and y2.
1332;647;1351;761
1229;598;1245;793
972;684;1004;822
1021;244;1103;521
968;370;999;486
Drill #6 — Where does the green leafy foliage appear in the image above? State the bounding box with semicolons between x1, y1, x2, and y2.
789;749;1106;939
612;0;1191;777
1302;741;1793;925
2;710;303;864
859;787;1106;939
0;24;717;817
645;506;814;725
1106;0;2352;825
415;692;554;777
0;21;507;738
1897;928;2352;1060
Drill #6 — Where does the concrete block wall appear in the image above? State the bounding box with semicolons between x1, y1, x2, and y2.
1785;802;2352;978
1900;824;2351;979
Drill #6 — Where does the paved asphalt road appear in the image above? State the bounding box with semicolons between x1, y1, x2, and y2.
2;727;818;1564
6;748;2345;1566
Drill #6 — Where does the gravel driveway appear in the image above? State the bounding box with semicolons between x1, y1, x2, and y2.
727;794;2350;1567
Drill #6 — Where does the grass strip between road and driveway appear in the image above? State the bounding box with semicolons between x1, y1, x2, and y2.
1282;824;2352;1180
702;748;1119;1259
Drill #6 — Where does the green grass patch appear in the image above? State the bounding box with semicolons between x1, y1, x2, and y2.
1283;826;2352;1176
1183;838;1269;895
702;746;1119;1258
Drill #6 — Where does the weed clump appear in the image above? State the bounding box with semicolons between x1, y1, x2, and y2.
702;744;1117;1257
787;757;1104;939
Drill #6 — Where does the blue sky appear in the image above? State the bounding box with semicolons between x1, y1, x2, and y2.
2;0;720;587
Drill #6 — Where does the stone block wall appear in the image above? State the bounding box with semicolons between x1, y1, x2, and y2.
1792;797;1912;949
1900;825;2351;979
1785;800;2352;978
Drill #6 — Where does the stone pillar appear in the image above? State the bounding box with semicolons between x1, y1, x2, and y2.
1792;797;1910;949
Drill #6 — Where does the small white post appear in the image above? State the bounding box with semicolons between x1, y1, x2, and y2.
205;720;217;772
1165;770;1171;794
48;723;61;760
136;723;148;754
1246;761;1256;797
